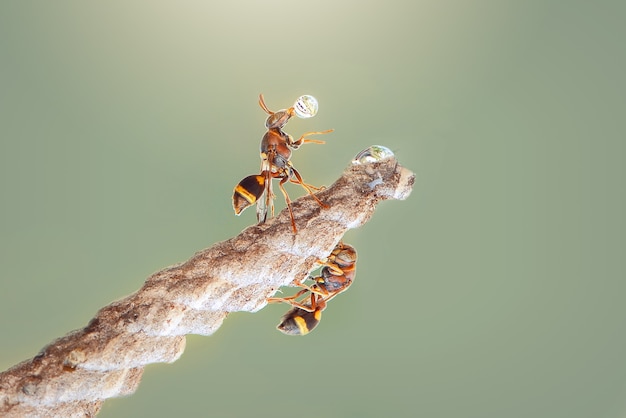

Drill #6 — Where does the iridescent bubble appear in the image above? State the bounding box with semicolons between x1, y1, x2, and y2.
352;145;395;164
293;95;318;118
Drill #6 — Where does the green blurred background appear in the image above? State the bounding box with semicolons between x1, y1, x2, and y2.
1;1;625;417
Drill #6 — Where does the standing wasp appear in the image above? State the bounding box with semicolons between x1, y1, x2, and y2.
269;242;357;335
232;94;333;232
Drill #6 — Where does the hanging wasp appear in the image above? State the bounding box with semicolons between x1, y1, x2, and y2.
269;242;357;335
232;94;333;232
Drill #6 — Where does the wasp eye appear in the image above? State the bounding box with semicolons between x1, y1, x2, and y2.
293;95;319;119
352;145;395;164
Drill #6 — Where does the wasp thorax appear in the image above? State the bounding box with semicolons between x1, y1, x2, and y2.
293;95;319;119
352;145;395;165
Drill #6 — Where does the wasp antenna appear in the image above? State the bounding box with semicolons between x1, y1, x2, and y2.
258;93;273;114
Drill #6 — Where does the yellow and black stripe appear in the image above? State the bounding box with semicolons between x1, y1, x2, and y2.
277;307;323;336
232;174;265;215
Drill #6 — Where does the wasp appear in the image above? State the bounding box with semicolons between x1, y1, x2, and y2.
269;242;357;335
232;94;333;232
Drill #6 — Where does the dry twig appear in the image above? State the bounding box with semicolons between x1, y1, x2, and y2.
0;152;415;417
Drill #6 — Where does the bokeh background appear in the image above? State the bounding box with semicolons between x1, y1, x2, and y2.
1;1;625;417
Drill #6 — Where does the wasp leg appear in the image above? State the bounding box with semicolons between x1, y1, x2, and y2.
289;275;330;296
320;290;344;305
287;293;327;314
276;175;298;232
291;129;334;148
269;295;316;312
268;283;329;311
267;288;309;305
292;181;326;192
289;167;329;209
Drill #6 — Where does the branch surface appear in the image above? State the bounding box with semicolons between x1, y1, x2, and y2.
0;154;415;417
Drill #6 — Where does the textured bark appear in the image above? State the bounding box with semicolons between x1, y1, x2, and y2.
0;154;415;417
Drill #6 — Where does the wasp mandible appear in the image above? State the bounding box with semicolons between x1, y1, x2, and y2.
232;94;333;232
269;242;357;335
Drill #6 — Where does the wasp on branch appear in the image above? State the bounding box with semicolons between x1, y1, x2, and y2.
268;242;357;335
232;94;333;232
